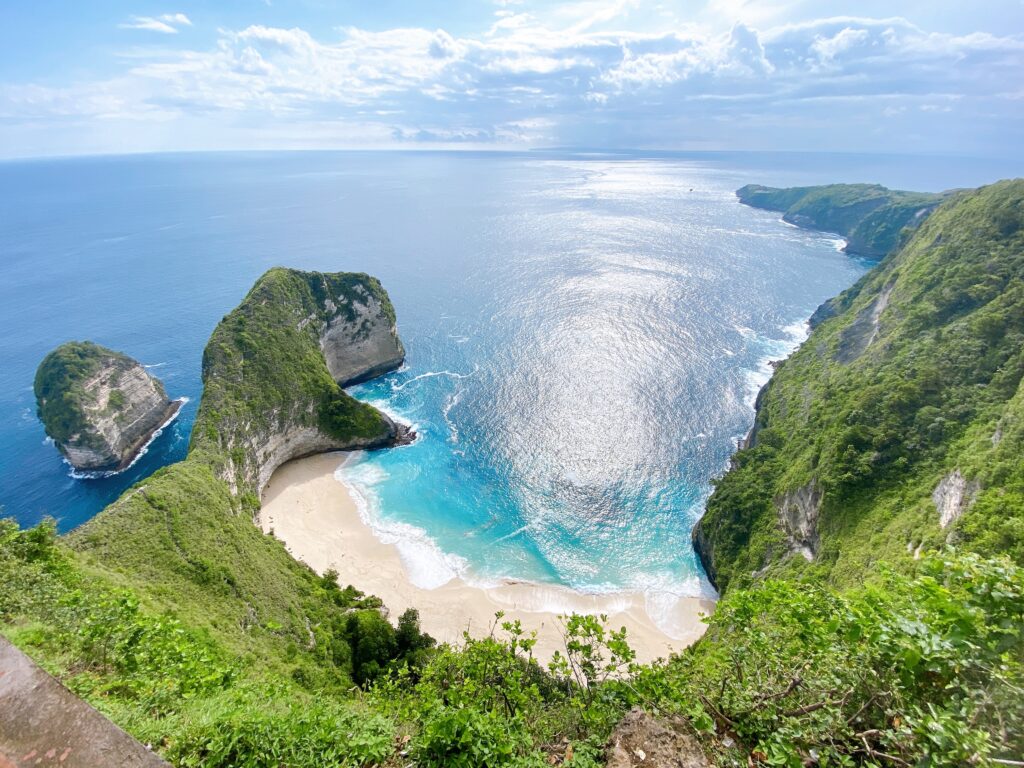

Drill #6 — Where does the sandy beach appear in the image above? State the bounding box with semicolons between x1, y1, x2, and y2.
259;452;715;665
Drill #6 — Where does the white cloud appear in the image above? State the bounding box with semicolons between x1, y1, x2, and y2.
811;27;869;61
6;9;1023;156
120;13;192;34
160;13;192;27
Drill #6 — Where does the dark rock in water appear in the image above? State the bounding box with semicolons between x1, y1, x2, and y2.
691;520;718;591
34;341;180;473
808;298;837;329
392;422;418;446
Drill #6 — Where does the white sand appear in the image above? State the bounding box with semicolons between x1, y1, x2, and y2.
259;453;715;665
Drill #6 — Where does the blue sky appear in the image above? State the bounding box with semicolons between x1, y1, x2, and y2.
1;1;1022;158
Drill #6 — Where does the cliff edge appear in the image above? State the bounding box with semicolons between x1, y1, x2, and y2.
188;268;410;497
697;179;1024;592
66;267;411;664
34;341;180;472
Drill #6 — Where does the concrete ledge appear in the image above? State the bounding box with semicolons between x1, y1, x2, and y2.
0;635;169;767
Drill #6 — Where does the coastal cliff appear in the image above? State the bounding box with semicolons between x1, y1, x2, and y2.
60;268;413;675
737;182;946;259
34;341;180;472
188;268;410;498
696;179;1024;591
4;214;1022;767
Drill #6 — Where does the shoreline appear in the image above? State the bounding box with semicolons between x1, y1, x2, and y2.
259;452;715;665
67;397;188;480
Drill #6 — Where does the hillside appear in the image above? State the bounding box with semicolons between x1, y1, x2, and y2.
737;183;947;258
696;180;1024;592
2;209;1022;767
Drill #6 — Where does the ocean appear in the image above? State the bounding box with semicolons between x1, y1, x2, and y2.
1;150;1016;611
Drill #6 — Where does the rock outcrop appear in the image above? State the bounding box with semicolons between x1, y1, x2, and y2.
933;470;980;529
776;481;822;561
321;286;405;386
604;708;710;768
190;268;412;498
836;281;894;363
34;342;180;472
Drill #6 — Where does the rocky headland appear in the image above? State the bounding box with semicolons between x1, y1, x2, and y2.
188;267;414;499
34;341;181;472
736;182;946;259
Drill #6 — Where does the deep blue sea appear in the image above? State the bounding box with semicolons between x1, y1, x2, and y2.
1;150;1018;603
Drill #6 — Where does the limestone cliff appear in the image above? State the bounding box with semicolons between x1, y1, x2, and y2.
65;267;413;688
34;341;180;472
189;267;410;498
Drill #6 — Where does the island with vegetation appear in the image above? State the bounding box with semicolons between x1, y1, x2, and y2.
2;185;1022;767
34;341;182;472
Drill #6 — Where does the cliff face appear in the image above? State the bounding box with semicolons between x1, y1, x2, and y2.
321;287;405;386
736;183;946;259
190;268;409;498
34;341;180;472
697;180;1024;592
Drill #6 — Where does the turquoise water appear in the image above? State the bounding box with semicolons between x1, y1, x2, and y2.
1;150;1013;611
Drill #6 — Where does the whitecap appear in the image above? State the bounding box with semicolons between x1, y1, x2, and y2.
442;391;462;443
336;455;467;589
390;368;476;392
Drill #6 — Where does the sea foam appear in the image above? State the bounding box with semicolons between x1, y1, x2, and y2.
66;397;189;480
337;454;469;590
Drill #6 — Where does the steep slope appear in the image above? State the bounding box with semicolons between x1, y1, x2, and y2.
697;180;1024;591
3;222;1022;768
64;268;413;676
737;183;946;259
188;268;409;499
34;341;180;471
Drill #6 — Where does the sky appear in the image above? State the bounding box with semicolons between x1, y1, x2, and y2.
0;1;1022;158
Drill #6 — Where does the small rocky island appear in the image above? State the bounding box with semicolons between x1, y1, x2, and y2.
34;341;181;472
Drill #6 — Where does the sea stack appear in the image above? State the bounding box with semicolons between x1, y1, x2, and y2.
34;341;181;472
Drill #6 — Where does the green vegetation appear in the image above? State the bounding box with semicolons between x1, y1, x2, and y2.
6;191;1024;767
4;518;1020;766
52;268;412;689
737;183;947;258
0;517;422;766
637;552;1023;766
698;180;1024;593
34;340;153;448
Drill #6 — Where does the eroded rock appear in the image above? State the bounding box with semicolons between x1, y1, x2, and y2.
34;342;180;472
320;288;405;386
776;480;822;561
605;708;710;768
837;280;894;363
932;469;979;529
